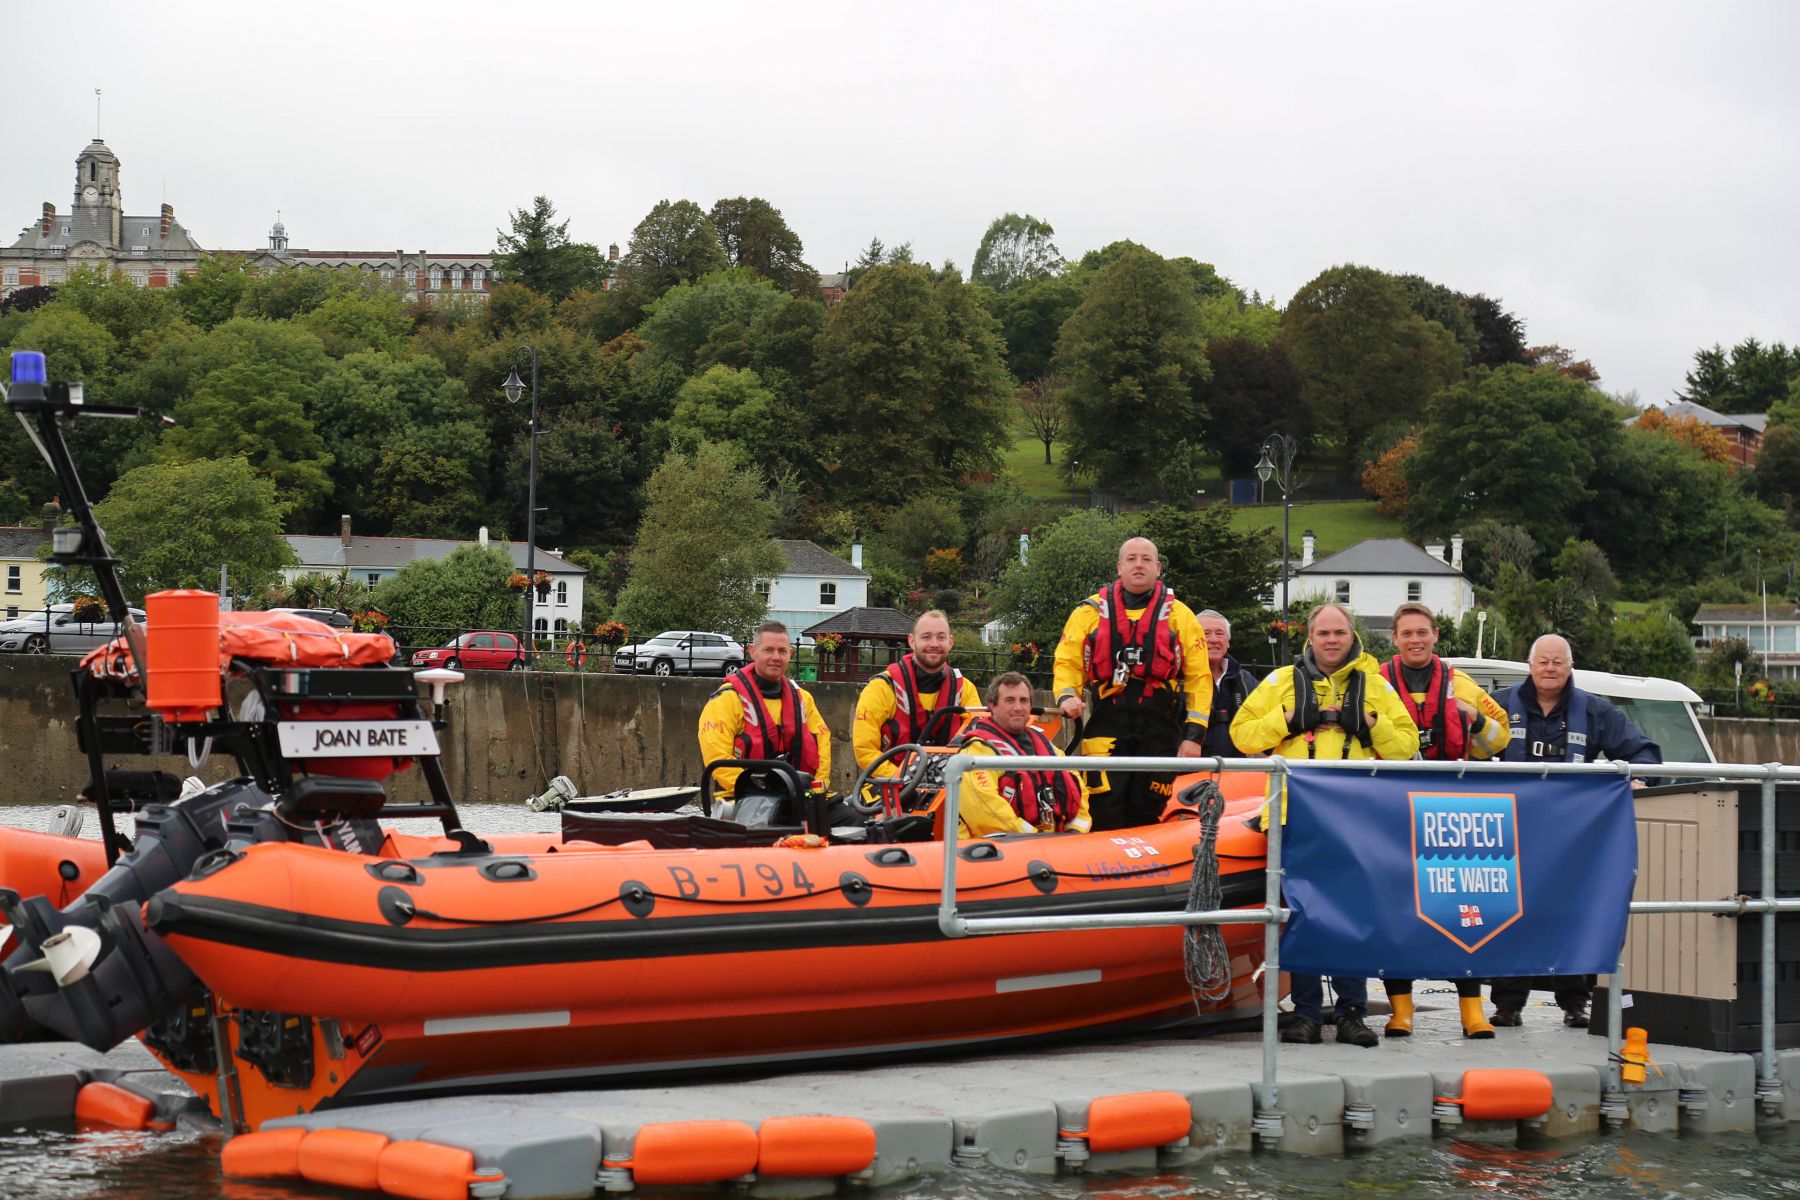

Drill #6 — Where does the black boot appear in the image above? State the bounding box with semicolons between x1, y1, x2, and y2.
1335;1013;1379;1048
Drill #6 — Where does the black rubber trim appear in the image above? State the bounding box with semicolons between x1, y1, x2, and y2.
149;872;1267;972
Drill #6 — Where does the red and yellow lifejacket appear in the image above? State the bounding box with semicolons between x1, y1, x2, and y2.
958;717;1082;831
1380;655;1467;761
1085;581;1184;700
878;654;968;749
724;666;821;778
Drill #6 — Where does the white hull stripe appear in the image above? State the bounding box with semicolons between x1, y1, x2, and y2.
995;969;1102;993
423;1010;571;1036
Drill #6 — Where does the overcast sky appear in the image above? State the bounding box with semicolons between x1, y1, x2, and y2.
4;1;1795;404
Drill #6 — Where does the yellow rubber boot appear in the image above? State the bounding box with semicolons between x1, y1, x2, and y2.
1461;996;1496;1039
1384;994;1414;1038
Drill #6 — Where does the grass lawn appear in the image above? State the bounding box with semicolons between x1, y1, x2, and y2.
1227;500;1404;555
1003;435;1076;501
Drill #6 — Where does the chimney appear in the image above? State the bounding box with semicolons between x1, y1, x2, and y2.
478;526;489;548
41;498;61;544
1450;533;1464;572
1425;539;1446;563
339;514;352;548
160;203;173;240
850;541;863;570
1019;529;1030;567
1301;530;1315;568
608;243;620;262
40;203;54;237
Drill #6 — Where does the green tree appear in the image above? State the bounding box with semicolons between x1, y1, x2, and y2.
1611;604;1699;683
1054;247;1210;498
94;456;295;602
1204;336;1306;479
368;545;519;632
810;264;1014;507
50;265;175;347
613;442;783;637
493;196;608;301
1458;520;1538;590
637;269;790;376
667;365;778;463
708;197;815;295
990;270;1087;382
1404;365;1622;559
237;267;349;322
1279;264;1462;466
119;316;331;413
1752;424;1800;515
170;254;253;329
160;362;333;518
616;200;728;316
300;290;412;356
992;508;1128;646
875;494;969;573
971;213;1062;293
1195;292;1282;347
1394;273;1478;364
1461;293;1531;368
362;440;486;537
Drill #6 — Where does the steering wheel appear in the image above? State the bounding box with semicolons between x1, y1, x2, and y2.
848;743;929;818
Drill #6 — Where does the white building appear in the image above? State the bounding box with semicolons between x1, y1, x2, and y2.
1693;604;1800;680
284;518;586;633
758;540;870;642
1281;533;1475;632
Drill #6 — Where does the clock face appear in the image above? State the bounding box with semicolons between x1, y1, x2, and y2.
82;186;97;201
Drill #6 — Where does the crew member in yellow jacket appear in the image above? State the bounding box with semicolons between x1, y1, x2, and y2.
853;610;981;805
1053;537;1211;830
697;622;832;803
958;672;1092;837
1230;601;1419;1050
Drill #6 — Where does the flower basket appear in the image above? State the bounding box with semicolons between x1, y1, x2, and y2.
593;620;627;647
1010;641;1040;669
351;609;389;634
533;570;553;600
505;573;531;593
814;633;844;656
69;595;105;622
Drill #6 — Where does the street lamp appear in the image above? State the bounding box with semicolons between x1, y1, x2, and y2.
502;350;540;664
1069;460;1081;507
1255;433;1301;659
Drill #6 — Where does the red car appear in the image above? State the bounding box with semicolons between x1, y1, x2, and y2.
411;631;526;671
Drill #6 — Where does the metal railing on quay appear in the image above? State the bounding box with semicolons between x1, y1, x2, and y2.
933;753;1800;1133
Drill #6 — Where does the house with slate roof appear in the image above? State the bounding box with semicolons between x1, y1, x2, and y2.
0;526;52;619
283;518;586;633
1632;401;1767;468
1693;604;1800;680
759;540;869;642
1282;533;1475;632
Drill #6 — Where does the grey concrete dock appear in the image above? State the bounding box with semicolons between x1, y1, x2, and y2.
1;990;1792;1198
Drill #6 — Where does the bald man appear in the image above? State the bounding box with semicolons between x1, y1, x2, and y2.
1487;632;1661;1030
1052;536;1211;830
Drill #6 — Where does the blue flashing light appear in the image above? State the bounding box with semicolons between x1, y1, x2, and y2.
10;351;46;386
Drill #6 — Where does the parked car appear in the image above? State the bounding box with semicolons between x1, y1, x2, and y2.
0;603;149;655
1446;657;1716;764
265;607;352;629
411;631;526;671
613;631;745;677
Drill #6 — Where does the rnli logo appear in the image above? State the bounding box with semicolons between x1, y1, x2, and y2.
1410;792;1522;952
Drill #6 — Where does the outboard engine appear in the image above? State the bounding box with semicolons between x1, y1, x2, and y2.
0;779;270;1050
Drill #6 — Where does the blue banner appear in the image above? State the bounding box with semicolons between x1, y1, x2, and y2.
1278;768;1637;978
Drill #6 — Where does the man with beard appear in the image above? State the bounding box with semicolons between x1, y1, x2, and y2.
853;610;981;805
1053;537;1210;830
1231;602;1419;1048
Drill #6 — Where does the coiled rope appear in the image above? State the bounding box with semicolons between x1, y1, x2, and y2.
1181;778;1234;1005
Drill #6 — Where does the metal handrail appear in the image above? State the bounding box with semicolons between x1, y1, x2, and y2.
935;754;1797;1128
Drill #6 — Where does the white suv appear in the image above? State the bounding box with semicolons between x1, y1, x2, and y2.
613;631;746;677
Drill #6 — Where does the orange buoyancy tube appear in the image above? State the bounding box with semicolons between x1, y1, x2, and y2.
144;807;1268;1128
0;827;107;951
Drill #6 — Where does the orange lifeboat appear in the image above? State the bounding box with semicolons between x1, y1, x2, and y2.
137;798;1266;1130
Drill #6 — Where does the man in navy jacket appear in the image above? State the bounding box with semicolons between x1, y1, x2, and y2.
1488;633;1661;1028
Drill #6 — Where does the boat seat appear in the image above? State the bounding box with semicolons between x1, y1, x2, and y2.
279;775;389;821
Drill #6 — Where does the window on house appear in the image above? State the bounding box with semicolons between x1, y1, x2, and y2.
1406;581;1422;603
4;566;18;593
4;607;15;620
2;269;14;286
365;573;380;590
554;618;567;632
755;579;771;601
820;581;837;606
1334;580;1350;604
555;581;568;605
534;617;548;631
1776;626;1798;653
